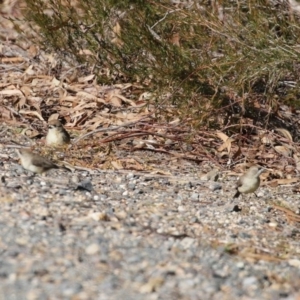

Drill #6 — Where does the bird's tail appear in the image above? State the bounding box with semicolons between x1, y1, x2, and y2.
233;189;240;198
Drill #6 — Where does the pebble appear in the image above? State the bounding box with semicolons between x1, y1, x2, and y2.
209;182;222;191
288;259;300;268
0;146;299;300
242;276;258;288
127;183;136;190
85;243;100;255
190;192;200;201
177;205;185;212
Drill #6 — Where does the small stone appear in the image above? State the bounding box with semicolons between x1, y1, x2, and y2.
165;139;173;146
100;194;108;201
224;202;242;213
239;232;252;239
70;175;79;184
58;189;68;195
115;211;127;220
200;168;219;181
36;207;49;217
6;181;21;189
209;182;222;191
174;198;182;204
180;237;195;249
190;192;199;201
134;189;144;195
236;262;245;269
76;179;93;192
139;277;164;293
256;191;264;197
127;183;136;190
61;283;82;296
26;289;41;300
242;276;258;288
85;243;100;255
126;173;134;179
16;237;29;246
288;259;300;268
89;212;110;221
178;205;185;212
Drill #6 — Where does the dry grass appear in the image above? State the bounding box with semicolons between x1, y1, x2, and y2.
20;0;300;130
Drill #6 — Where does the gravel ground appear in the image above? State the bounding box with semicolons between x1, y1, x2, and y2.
1;137;300;300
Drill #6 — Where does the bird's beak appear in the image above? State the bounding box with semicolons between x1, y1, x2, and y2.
258;167;267;175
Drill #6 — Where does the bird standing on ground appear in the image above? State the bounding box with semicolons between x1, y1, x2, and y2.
46;120;70;147
17;149;59;174
233;165;265;198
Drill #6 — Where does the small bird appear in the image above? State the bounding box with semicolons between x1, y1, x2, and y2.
17;149;59;174
233;165;265;198
46;120;70;147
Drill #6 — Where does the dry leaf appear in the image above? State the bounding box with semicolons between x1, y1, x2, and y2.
218;137;234;153
20;86;32;97
0;89;25;99
83;117;107;130
24;65;36;75
260;153;276;159
76;91;106;104
120;158;144;171
274;145;292;157
232;146;242;160
293;154;300;172
169;118;180;125
21;127;40;138
268;178;299;187
72;101;97;111
27;45;39;58
105;88;136;106
150;169;172;175
19;110;44;121
1;57;24;63
109;96;122;107
216;131;229;143
0;106;12;120
113;22;121;36
276;128;293;142
139;91;152;100
78;74;95;83
51;77;61;87
169;32;180;46
139;277;164;294
44;53;59;68
78;49;95;56
261;135;272;145
48;113;60;122
111;160;123;170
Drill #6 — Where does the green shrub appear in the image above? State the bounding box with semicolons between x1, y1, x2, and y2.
24;0;300;128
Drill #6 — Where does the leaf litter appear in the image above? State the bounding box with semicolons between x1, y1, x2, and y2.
0;0;300;264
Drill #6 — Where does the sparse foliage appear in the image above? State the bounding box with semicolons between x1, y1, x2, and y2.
23;0;300;127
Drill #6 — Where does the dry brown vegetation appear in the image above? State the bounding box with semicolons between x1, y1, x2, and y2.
1;0;300;189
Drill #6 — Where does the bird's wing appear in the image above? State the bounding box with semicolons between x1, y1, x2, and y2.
63;129;71;141
235;176;243;188
32;156;58;168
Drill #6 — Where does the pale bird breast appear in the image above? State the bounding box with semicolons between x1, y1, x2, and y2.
46;129;67;146
238;177;260;194
20;158;42;173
